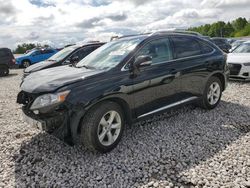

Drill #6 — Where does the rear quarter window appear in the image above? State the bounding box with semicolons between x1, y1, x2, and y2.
199;41;214;54
0;49;10;57
171;36;202;59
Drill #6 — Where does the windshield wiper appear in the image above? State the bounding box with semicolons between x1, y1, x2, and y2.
77;65;95;69
48;59;56;61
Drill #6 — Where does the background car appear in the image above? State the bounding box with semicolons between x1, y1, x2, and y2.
23;42;105;77
212;37;232;53
227;41;250;81
230;40;246;51
15;48;58;68
0;48;16;76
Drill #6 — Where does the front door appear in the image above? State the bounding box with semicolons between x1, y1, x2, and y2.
131;37;182;118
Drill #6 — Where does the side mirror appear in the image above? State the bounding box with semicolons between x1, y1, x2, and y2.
134;55;152;68
63;60;71;65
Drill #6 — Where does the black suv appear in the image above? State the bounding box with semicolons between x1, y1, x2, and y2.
17;32;229;152
212;37;231;53
0;48;15;76
23;42;105;78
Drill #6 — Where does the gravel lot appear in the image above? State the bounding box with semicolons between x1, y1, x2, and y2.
0;69;250;188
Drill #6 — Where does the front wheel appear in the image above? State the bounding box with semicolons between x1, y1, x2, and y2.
22;61;31;68
198;76;222;110
79;101;125;153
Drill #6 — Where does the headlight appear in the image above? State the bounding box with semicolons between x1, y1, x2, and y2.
30;90;70;110
243;62;250;66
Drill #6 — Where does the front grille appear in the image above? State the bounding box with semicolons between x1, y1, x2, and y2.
17;91;36;108
23;72;30;79
228;63;241;75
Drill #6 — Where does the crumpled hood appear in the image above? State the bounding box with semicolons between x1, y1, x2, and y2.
24;60;57;73
21;65;104;93
227;53;250;64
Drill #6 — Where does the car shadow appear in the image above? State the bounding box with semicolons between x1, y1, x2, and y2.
0;73;18;78
14;100;250;187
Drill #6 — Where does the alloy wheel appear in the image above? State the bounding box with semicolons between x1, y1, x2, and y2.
97;110;122;146
207;82;221;105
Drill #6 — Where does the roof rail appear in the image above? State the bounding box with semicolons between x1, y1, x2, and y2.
110;33;151;41
151;30;202;36
110;30;202;41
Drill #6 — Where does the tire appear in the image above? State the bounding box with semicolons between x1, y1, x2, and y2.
198;76;222;110
79;101;125;153
0;66;9;77
22;60;31;68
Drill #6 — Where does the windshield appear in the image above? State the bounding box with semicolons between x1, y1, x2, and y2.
48;46;77;61
25;50;37;56
233;43;250;53
76;38;143;70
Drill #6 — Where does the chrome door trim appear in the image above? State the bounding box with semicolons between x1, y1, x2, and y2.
137;96;198;118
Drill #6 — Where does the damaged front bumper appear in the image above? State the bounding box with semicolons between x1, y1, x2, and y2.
22;106;66;133
17;91;87;144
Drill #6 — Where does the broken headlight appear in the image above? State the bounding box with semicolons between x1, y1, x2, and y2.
30;90;70;110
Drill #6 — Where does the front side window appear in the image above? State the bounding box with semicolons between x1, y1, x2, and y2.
76;46;96;60
43;49;54;54
172;36;202;58
32;51;41;56
135;38;173;64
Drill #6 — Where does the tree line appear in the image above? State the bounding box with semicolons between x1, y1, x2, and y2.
188;17;250;38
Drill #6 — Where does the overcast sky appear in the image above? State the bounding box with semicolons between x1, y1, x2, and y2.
0;0;250;49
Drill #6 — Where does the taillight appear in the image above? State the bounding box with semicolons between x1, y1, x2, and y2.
12;58;16;64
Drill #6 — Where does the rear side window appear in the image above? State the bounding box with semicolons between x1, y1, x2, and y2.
76;46;97;60
136;38;173;65
0;49;10;57
172;36;202;59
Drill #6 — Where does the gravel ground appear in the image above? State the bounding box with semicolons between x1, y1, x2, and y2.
0;69;250;188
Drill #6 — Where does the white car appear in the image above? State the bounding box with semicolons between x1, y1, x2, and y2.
227;41;250;81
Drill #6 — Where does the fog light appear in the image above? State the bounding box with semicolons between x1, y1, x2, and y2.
243;72;249;77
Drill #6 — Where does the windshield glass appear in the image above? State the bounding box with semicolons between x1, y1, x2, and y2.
49;46;78;61
25;50;37;56
233;43;250;53
76;38;143;70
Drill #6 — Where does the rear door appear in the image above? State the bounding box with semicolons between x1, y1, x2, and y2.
30;50;42;63
41;49;56;61
170;36;214;98
131;37;182;118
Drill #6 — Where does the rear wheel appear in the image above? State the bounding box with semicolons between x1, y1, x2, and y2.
22;60;30;68
198;76;222;110
79;101;125;153
0;66;9;76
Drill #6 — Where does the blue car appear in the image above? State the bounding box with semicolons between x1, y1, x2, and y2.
15;48;58;68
